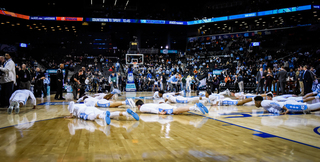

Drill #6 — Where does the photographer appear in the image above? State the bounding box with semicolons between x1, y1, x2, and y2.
70;69;83;100
0;53;16;107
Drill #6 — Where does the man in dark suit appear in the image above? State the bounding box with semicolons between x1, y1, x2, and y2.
256;68;265;94
34;68;46;97
277;66;287;95
55;63;65;100
70;69;83;100
303;65;313;94
79;67;86;98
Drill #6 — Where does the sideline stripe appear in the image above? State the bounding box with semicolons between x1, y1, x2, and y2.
189;112;320;150
0;117;64;130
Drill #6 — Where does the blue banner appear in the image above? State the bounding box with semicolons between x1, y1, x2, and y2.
212;69;224;75
160;49;178;54
126;70;136;92
229;12;256;20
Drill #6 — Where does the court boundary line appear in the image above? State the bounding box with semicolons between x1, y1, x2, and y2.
0;117;64;130
189;112;320;150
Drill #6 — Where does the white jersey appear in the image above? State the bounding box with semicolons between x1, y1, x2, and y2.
162;92;177;100
153;91;176;99
9;90;36;106
140;103;177;114
272;96;288;102
261;100;285;114
92;93;107;100
286;97;304;102
234;92;256;99
167;95;199;104
219;98;239;106
84;97;113;108
69;103;87;118
153;91;161;99
202;94;224;105
69;103;105;120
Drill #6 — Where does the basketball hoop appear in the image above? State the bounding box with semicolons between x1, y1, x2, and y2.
133;62;138;68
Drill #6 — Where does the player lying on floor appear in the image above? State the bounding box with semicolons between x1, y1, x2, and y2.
267;93;319;103
135;100;209;115
163;89;226;105
303;84;320;100
153;90;185;100
162;94;201;104
214;94;268;106
65;101;139;125
230;92;258;100
83;97;135;108
8;89;37;114
253;96;320;115
198;90;226;105
77;89;122;102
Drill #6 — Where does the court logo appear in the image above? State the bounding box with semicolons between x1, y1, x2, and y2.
314;126;320;136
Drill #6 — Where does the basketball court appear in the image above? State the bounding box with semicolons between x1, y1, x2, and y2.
0;92;320;161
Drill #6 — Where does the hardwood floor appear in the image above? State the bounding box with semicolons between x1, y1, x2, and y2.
0;92;320;161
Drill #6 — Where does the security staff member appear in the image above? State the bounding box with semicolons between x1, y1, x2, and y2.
55;63;65;100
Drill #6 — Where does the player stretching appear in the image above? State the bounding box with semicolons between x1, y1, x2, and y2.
253;96;320;115
65;101;139;125
135;100;209;115
8;89;36;114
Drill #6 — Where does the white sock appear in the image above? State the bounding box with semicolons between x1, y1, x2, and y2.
122;101;126;105
99;114;105;119
307;102;320;111
189;104;197;111
315;96;319;99
122;112;129;116
110;112;120;119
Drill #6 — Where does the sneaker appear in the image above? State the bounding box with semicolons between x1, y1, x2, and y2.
111;89;121;95
194;104;206;115
179;90;185;96
15;106;20;114
197;102;209;113
126;109;139;121
125;99;135;108
105;111;111;125
7;106;13;114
